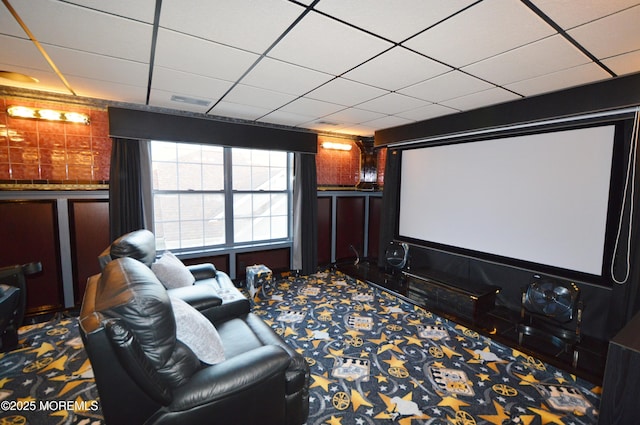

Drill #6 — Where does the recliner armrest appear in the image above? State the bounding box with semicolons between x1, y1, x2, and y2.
170;345;290;411
167;285;223;311
187;263;217;281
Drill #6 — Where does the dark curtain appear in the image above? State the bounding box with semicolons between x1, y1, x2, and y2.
109;138;149;241
293;153;318;275
377;148;401;267
608;114;640;335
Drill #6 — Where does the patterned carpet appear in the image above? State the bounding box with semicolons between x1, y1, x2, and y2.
0;270;601;424
0;314;102;425
251;270;601;425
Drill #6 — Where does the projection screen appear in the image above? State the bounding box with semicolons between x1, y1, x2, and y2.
398;124;616;277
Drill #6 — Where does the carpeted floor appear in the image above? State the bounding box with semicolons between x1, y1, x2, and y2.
0;269;601;424
251;270;601;425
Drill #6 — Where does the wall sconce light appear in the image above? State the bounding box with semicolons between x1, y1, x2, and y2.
321;141;352;151
7;105;90;125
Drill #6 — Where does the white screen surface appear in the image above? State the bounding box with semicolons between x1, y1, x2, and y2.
398;125;616;276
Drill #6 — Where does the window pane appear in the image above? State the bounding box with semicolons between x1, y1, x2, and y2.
155;221;180;251
177;143;201;162
234;217;252;243
253;216;270;241
233;165;251;190
251;166;270;190
271;216;288;239
154;194;180;222
233;194;252;218
151;141;177;161
202;145;223;164
270;167;287;190
202;164;224;190
271;193;288;215
179;193;203;221
270;151;287;167
253;193;271;217
180;220;204;248
232;148;252;165
178;163;202;191
153;162;178;190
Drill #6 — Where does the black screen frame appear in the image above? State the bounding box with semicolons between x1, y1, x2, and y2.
393;117;631;287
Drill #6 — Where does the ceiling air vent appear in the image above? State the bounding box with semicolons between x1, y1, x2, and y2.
170;95;210;107
315;120;340;126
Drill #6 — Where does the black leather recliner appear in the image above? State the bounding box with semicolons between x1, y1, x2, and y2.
80;234;309;425
0;262;41;351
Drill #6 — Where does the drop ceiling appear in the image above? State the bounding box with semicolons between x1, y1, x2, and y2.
1;0;639;137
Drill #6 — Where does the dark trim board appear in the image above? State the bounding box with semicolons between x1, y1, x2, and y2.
375;72;640;146
108;106;318;153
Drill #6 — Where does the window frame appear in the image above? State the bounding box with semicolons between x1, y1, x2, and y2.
151;141;293;255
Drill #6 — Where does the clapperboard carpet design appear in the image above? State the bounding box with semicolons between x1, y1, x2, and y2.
251;269;601;425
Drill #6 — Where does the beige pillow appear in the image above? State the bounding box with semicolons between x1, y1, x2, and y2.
151;251;195;289
169;296;225;365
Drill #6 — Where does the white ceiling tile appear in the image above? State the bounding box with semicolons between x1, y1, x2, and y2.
61;0;157;23
319;108;386;125
209;101;272;121
160;0;304;54
362;115;414;130
258;110;317;127
440;87;521;111
602;50;640;76
279;97;346;117
0;36;50;71
331;124;375;137
71;77;148;103
267;11;393;76
532;0;640;29
505;62;611;96
403;0;556;68
306;78;388;106
151;67;234;100
396;103;460;121
314;0;476;43
8;0;153;62
568;5;640;60
343;47;452;91
154;29;259;82
223;84;297;110
149;89;212;113
397;71;495;103
357;93;431;115
47;45;149;87
242;57;333;96
0;62;68;94
462;35;591;85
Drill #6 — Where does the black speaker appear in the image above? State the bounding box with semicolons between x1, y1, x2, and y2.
598;311;640;424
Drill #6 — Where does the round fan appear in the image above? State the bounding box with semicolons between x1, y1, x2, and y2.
385;242;409;270
524;276;579;322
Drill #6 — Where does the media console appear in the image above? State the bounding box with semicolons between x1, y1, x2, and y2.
337;261;607;384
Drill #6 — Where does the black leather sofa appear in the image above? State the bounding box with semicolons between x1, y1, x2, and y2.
80;230;309;425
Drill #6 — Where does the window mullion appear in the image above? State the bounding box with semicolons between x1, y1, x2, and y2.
224;147;234;245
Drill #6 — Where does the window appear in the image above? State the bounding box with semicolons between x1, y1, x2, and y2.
151;141;291;252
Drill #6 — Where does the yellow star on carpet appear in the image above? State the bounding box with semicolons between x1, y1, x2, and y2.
368;333;388;345
29;342;55;357
478;400;510;425
359;350;370;358
441;345;463;359
339;298;352;305
325;415;343;425
0;377;12;388
326;347;345;359
58;380;93;397
528;405;565;424
407;318;423;326
374;374;388;383
363;303;376;312
476;373;491;381
350;389;373;411
284;326;297;337
377;340;405;355
514;372;541;386
309;372;335;392
383;354;407;369
40;355;68;373
404;335;423;347
438;395;470;411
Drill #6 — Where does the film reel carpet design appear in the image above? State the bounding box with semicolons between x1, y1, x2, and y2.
252;270;601;425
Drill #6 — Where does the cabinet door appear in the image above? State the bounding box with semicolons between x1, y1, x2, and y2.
317;197;332;266
336;197;365;262
0;200;63;313
69;199;110;305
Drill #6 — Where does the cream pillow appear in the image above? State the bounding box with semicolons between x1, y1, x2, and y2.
151;251;195;289
169;296;225;365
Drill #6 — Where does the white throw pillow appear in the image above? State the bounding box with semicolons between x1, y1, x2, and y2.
152;251;195;289
169;296;225;365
